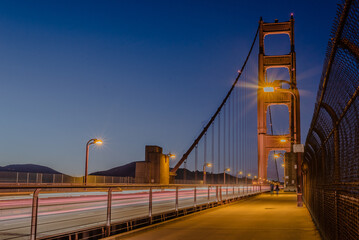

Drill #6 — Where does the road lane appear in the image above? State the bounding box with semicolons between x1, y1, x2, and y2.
0;186;256;240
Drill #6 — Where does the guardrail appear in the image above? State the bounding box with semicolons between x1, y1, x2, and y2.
0;184;269;240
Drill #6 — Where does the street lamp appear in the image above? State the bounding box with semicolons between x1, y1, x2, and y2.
224;168;230;184
166;152;176;168
167;153;176;159
84;138;103;184
236;171;243;184
203;163;212;184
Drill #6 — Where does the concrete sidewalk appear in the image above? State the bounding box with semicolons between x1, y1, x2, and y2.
107;192;321;240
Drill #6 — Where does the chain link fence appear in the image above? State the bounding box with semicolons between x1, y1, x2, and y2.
0;171;135;184
303;0;359;239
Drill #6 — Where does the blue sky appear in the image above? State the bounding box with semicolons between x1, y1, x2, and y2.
0;0;338;177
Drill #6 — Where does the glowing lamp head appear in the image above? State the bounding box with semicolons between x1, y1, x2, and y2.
254;176;257;179
282;164;285;167
274;154;279;159
168;153;176;159
94;139;103;145
225;168;231;172
263;86;274;92
280;139;287;143
239;171;243;175
206;163;212;167
247;173;251;177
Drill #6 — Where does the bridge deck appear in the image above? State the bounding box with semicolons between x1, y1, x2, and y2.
105;192;321;240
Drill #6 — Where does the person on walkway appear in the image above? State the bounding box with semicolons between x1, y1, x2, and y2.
270;183;274;194
275;184;279;195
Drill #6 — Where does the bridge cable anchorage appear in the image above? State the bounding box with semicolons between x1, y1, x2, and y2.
171;24;260;174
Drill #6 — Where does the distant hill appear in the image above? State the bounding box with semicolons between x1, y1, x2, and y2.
174;168;239;181
91;162;137;177
0;164;62;174
89;162;245;182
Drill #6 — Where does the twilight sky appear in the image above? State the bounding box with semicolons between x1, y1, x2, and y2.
0;0;338;178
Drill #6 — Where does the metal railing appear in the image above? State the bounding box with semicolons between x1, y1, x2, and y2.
303;0;359;239
0;184;268;240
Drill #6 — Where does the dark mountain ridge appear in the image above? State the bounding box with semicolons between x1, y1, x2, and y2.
0;164;61;174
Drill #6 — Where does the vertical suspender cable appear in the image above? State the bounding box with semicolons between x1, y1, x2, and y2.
204;133;207;165
212;123;214;183
218;113;221;176
232;90;235;176
195;145;198;182
228;99;231;172
224;104;226;171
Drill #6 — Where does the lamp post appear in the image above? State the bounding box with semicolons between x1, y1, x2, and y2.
237;171;243;184
223;168;230;184
246;173;251;185
203;163;212;184
166;153;176;183
166;153;176;167
85;138;103;185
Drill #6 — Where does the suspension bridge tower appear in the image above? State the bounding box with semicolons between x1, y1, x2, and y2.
257;16;301;184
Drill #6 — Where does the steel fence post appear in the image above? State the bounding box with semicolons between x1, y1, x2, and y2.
216;186;218;203
30;189;41;240
106;188;113;237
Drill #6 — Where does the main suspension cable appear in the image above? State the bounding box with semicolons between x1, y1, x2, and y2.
171;24;260;173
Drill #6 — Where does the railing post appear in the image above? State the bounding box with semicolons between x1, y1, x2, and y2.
30;189;41;240
219;186;222;202
175;186;179;215
207;186;210;206
194;187;197;208
106;188;113;237
216;186;218;203
149;187;152;224
232;186;234;199
226;186;228;201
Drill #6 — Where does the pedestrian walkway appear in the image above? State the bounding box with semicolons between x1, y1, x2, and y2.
105;192;321;240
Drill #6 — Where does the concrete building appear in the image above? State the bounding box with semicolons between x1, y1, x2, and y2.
135;145;170;184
